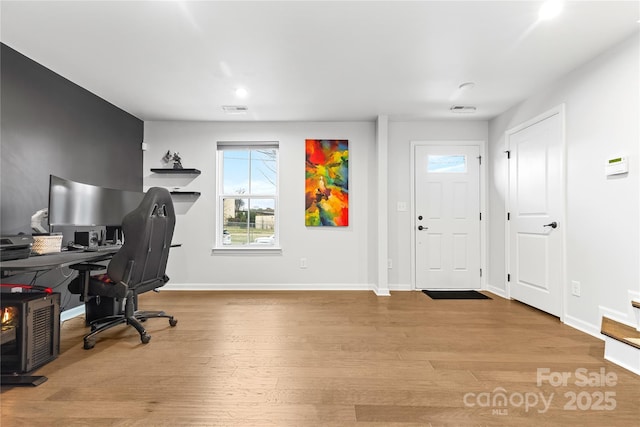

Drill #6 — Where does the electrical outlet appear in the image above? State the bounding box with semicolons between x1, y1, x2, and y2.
300;258;307;269
571;280;581;297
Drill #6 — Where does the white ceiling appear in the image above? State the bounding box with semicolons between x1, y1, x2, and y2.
1;1;638;122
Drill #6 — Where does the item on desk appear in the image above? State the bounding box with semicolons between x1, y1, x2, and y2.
74;231;99;248
32;235;63;255
105;226;122;245
30;208;49;234
0;235;33;261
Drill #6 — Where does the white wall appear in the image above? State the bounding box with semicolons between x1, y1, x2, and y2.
141;31;638;322
387;120;489;289
143;121;376;289
487;33;640;334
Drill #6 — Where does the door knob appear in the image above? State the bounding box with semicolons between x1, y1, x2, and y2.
543;221;558;229
418;225;428;231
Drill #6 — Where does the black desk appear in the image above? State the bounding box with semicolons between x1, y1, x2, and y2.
1;247;122;317
0;247;120;276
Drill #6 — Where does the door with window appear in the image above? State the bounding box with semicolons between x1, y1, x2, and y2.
414;145;481;289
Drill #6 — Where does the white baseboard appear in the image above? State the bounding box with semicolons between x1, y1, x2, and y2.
564;314;601;339
485;283;508;299
604;337;640;376
162;283;374;292
599;305;636;329
373;285;391;296
59;283;393;322
61;305;84;322
628;290;640;331
389;283;412;291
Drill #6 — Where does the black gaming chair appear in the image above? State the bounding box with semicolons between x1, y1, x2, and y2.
68;187;177;349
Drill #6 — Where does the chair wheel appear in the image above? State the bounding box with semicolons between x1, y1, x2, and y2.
169;318;178;327
141;333;151;344
83;340;95;350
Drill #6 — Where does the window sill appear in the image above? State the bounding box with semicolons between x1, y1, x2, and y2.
212;246;283;255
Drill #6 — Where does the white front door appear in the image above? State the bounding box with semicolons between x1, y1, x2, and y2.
414;145;481;290
507;108;564;317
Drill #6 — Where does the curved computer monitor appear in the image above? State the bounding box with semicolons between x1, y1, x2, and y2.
48;175;144;227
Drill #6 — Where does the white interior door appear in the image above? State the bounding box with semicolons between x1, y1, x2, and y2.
415;145;481;290
508;109;564;317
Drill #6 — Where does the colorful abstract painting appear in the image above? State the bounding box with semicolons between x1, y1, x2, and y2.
305;139;349;226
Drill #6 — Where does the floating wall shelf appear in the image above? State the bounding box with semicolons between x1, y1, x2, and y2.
151;168;201;174
150;169;201;206
169;191;201;197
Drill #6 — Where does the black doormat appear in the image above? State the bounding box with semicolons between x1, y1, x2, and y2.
422;290;491;300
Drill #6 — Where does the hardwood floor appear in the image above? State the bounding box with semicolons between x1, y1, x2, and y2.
2;290;639;426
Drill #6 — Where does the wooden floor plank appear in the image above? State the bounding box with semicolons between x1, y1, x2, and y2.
2;290;639;426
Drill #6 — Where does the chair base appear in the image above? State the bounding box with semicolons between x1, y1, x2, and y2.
83;310;177;350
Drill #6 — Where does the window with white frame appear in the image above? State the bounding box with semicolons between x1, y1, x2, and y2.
216;142;278;248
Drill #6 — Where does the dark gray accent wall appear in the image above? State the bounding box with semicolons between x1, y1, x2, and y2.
1;43;143;312
1;43;143;235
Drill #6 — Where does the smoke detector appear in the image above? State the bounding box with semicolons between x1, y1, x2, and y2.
222;105;248;114
450;105;477;114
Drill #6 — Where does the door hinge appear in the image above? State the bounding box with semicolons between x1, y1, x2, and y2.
504;150;511;159
507;212;511;221
507;274;511;282
480;268;483;277
479;212;482;221
478;155;482;165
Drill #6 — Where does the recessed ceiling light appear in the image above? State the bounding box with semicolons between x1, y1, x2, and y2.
235;87;248;98
538;0;564;21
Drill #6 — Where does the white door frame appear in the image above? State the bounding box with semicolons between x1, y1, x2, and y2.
410;140;487;291
505;104;567;321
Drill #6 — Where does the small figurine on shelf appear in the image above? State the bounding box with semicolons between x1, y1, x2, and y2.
162;150;183;169
171;152;183;169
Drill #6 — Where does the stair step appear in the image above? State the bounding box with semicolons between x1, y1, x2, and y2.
632;300;640;310
601;317;640;350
